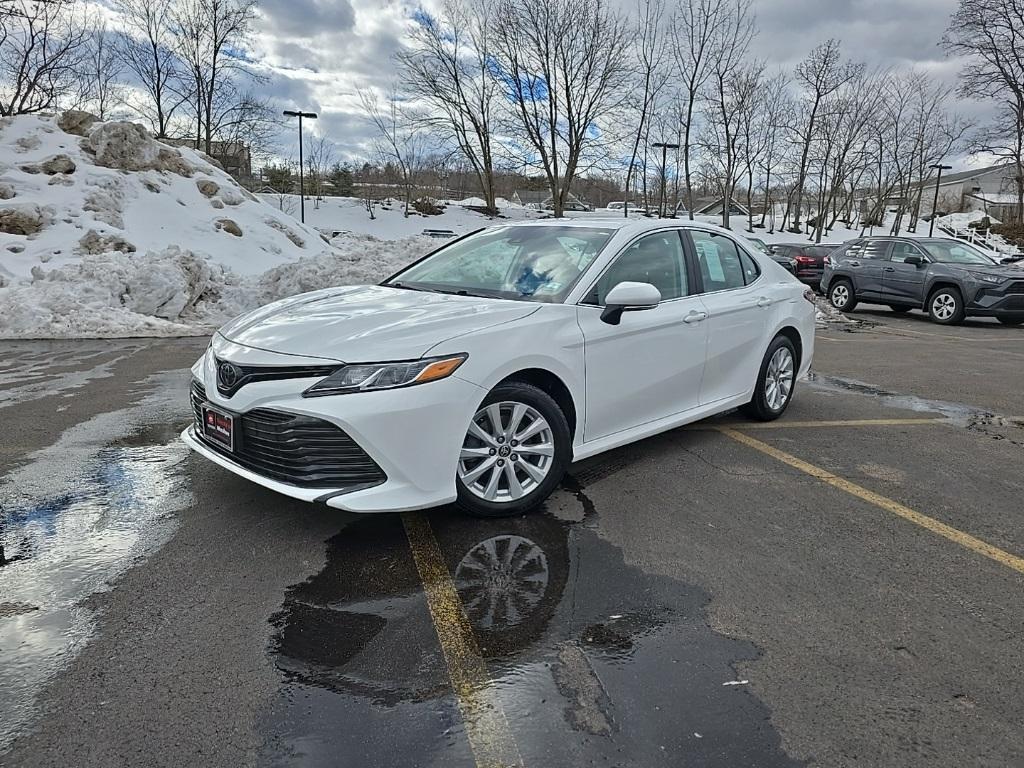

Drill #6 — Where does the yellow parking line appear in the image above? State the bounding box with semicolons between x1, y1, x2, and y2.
718;428;1024;576
738;417;943;430
688;417;942;431
402;512;524;768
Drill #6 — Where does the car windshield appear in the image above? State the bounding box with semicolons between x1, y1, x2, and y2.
920;241;995;265
386;225;613;302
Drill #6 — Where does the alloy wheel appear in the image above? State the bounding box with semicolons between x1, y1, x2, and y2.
765;347;795;411
458;401;555;503
932;293;956;321
831;284;849;308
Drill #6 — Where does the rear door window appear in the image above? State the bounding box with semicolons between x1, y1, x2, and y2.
689;230;748;291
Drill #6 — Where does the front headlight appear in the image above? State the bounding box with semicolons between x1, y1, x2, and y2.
302;354;467;397
972;273;1003;284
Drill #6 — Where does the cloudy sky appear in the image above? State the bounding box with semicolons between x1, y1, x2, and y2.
241;0;975;163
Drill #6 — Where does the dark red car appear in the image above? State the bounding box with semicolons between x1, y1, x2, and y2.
769;243;840;291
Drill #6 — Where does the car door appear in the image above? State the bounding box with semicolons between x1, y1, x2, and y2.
845;239;892;298
685;228;768;405
882;241;930;304
576;230;709;442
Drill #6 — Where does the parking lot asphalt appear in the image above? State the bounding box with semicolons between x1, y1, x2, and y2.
1;311;1023;768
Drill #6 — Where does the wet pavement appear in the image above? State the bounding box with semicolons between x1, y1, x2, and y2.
1;316;1024;767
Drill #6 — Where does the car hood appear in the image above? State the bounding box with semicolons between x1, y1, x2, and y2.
944;263;1024;279
218;285;540;362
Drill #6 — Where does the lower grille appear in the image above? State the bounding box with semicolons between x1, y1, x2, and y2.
190;380;386;489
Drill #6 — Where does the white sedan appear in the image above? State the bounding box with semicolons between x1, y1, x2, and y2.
183;219;815;516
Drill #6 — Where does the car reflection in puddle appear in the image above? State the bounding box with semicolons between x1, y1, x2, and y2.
0;432;189;751
262;483;800;768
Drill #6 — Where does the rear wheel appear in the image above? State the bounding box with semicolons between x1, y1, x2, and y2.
456;382;571;518
828;279;857;312
928;287;965;325
998;317;1024;326
740;335;797;422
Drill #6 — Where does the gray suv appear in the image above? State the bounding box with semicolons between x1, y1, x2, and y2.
821;237;1024;326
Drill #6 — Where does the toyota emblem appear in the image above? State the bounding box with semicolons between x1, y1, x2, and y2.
218;361;241;389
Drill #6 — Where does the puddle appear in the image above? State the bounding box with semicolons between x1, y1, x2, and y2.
0;368;193;753
260;487;801;767
0;341;144;410
0;439;189;751
808;373;1024;434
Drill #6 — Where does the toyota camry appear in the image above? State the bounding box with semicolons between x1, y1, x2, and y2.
183;219;816;516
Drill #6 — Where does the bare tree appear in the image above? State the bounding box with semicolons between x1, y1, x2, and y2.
396;0;502;214
77;16;123;119
0;0;88;116
670;0;752;219
623;0;669;218
360;88;429;216
789;39;863;231
114;0;182;136
173;0;261;154
703;61;762;230
494;0;631;217
306;134;335;208
943;0;1024;222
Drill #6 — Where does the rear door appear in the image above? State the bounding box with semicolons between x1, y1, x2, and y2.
845;239;891;299
685;229;768;405
882;241;930;305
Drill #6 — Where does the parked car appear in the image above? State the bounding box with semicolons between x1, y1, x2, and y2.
743;238;797;275
822;236;1024;325
183;220;816;517
770;243;841;290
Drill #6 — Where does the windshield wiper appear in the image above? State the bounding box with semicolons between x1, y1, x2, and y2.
387;281;426;292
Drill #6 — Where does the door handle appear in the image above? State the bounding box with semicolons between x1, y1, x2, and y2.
756;296;773;308
683;310;708;324
848;261;861;267
884;267;895;272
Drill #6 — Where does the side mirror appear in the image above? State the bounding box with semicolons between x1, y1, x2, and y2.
600;281;661;325
905;255;924;267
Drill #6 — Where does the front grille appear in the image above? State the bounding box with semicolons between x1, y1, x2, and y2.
1006;281;1024;294
1003;296;1024;310
214;357;338;398
190;380;386;489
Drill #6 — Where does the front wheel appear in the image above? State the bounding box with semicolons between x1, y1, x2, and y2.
740;335;798;422
456;382;571;517
928;287;965;325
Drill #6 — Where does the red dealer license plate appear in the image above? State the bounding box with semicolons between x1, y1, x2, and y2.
201;404;234;451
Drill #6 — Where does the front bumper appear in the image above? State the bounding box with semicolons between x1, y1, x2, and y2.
967;282;1024;318
183;346;488;513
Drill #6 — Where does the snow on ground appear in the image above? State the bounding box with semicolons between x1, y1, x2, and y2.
256;193;540;240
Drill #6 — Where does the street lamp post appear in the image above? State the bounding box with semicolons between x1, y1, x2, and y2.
652;142;680;218
928;163;952;237
283;109;318;223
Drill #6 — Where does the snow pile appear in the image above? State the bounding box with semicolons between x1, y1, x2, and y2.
0;113;336;282
814;296;858;327
0;113;440;338
0;233;431;339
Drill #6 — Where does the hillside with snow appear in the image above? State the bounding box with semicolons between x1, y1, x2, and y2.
0;113;434;338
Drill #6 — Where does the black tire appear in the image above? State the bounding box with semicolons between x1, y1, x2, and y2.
998;317;1024;326
455;382;572;518
888;305;911;313
740;335;798;422
927;286;966;325
828;279;857;312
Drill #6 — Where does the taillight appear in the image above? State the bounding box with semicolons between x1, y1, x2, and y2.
795;255;816;264
803;288;816;304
